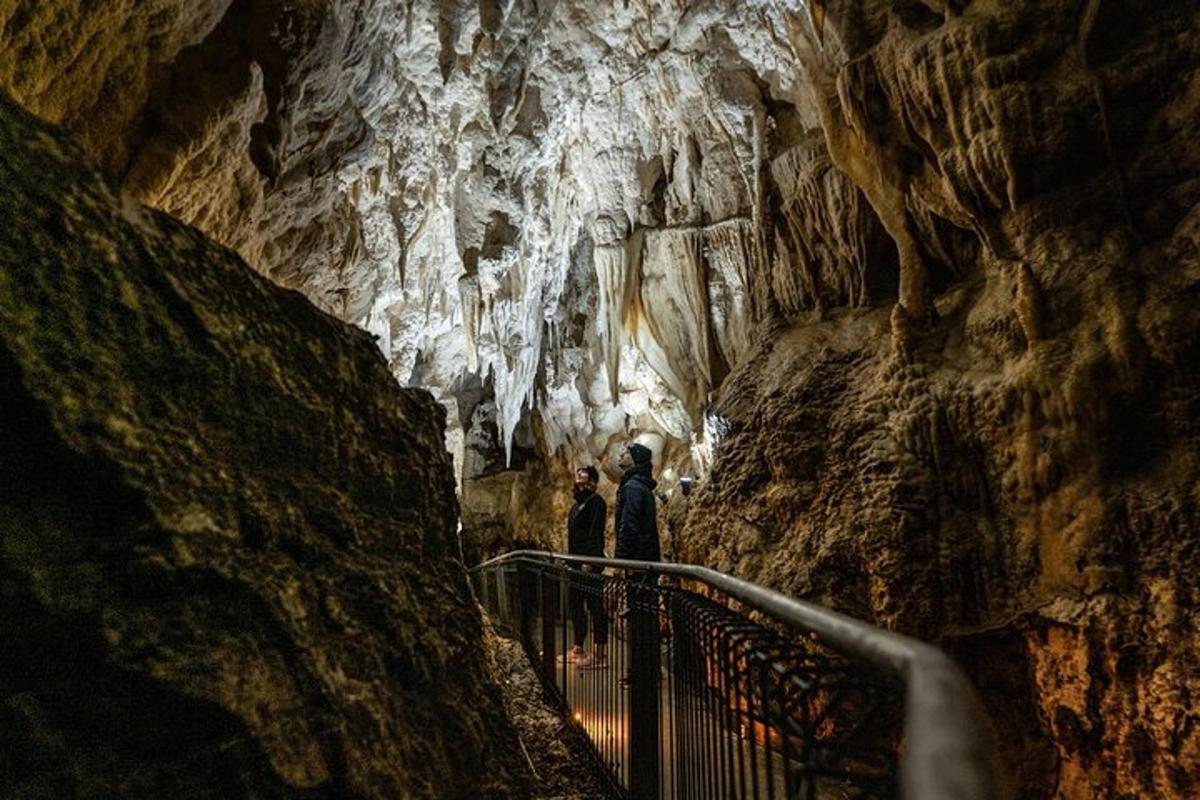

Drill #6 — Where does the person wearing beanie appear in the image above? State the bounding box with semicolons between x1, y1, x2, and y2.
614;442;659;562
614;439;662;793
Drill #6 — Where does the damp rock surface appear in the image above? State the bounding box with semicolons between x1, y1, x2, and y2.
0;93;532;799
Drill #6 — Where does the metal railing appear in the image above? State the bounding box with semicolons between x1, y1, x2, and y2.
472;551;1006;800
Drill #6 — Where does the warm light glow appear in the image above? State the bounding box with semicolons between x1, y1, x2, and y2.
574;712;629;749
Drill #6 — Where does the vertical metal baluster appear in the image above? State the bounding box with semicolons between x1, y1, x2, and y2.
601;575;609;788
702;614;713;800
709;618;723;798
660;584;669;800
678;601;688;799
614;574;621;792
720;623;739;800
746;650;762;800
670;592;683;800
599;575;608;791
696;609;700;796
703;616;718;799
681;601;696;799
535;568;543;682
694;610;703;799
781;672;794;800
612;575;619;789
717;632;737;800
691;604;702;798
617;571;626;791
733;637;749;800
762;657;777;800
538;569;547;686
560;568;567;707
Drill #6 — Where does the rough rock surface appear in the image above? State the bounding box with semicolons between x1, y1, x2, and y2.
675;3;1200;798
484;627;607;800
3;2;1200;797
0;93;532;798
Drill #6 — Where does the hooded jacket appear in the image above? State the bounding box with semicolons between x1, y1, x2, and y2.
614;464;661;562
567;491;606;557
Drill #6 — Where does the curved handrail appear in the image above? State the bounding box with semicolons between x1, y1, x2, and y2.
474;549;1008;800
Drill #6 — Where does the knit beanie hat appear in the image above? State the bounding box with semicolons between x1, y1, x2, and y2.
626;442;653;466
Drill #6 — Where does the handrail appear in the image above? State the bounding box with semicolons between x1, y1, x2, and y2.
474;549;1008;800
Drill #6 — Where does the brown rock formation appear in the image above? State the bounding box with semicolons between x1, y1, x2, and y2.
0;93;531;798
678;2;1200;797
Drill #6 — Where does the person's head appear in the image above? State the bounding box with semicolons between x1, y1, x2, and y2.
573;465;599;495
618;441;653;471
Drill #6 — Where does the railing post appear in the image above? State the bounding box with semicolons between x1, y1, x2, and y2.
541;568;558;689
518;563;536;661
628;572;661;799
669;593;691;798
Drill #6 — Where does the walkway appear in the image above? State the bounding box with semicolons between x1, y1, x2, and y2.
552;620;794;799
474;551;1006;800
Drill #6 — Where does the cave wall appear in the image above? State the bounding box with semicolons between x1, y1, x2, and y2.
0;92;531;798
676;2;1200;797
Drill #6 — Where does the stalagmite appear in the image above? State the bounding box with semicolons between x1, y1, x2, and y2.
458;273;482;372
594;243;628;404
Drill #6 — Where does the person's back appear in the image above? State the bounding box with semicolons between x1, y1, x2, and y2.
613;441;662;794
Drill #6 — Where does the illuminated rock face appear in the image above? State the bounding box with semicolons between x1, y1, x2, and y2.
3;1;1200;796
0;0;896;492
0;94;531;799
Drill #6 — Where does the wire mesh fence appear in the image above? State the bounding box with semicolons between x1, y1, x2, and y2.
473;556;901;800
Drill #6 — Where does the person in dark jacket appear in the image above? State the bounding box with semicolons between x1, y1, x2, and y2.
614;440;662;794
565;466;608;668
614;442;661;562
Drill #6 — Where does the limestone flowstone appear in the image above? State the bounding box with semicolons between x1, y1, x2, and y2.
0;93;532;799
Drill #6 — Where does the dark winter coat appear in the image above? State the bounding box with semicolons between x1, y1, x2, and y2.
567;491;607;557
614;465;661;562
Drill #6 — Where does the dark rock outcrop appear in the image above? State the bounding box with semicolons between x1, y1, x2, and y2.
0;93;531;799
